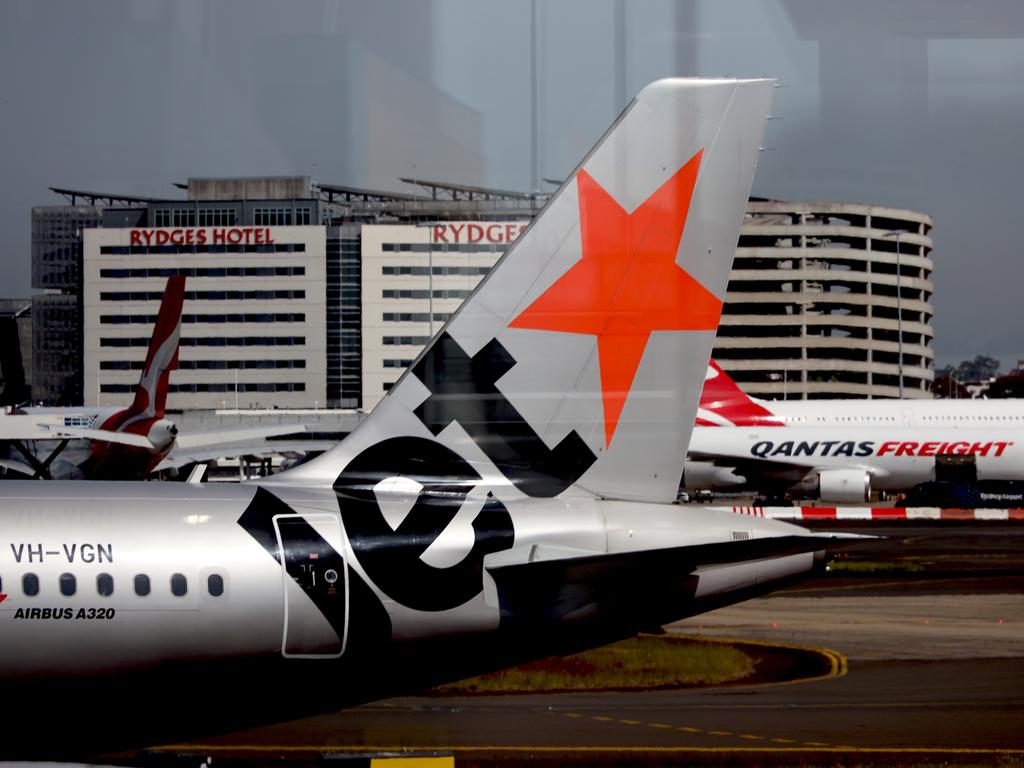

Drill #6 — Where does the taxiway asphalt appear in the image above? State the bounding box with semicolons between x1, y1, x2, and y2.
150;521;1024;764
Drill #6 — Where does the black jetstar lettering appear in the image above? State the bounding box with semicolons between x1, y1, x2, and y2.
411;332;596;497
335;437;515;612
237;488;347;644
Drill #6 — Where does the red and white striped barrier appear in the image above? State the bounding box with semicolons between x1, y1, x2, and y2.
730;506;1024;521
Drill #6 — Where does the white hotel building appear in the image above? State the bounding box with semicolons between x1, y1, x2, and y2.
360;220;527;408
83;224;326;410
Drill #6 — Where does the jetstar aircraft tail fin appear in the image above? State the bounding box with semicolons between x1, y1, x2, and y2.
271;79;774;503
104;275;185;431
697;360;785;427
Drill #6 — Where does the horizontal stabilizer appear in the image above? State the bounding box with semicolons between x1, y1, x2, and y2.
489;532;864;629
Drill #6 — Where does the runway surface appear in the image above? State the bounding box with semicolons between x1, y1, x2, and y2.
147;521;1023;765
162;657;1023;756
707;521;1024;661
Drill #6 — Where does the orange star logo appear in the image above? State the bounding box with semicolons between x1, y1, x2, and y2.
509;150;722;447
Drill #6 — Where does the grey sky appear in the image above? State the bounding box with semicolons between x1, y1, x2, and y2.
2;0;1023;369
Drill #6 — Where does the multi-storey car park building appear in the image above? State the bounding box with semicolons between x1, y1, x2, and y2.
32;205;103;404
30;181;933;409
0;298;32;405
720;201;934;399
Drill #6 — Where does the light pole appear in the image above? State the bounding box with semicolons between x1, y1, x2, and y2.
881;229;908;398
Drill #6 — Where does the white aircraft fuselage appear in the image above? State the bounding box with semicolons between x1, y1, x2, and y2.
0;480;820;681
685;425;1023;501
742;398;1024;428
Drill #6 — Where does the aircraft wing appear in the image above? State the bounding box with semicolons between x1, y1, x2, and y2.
156;441;333;472
155;430;321;472
687;445;819;485
35;424;155;448
1;414;98;442
172;424;307;450
0;458;38;477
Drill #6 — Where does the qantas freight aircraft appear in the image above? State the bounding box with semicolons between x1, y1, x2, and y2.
0;79;860;754
697;360;1024;428
684;361;1024;502
2;275;301;480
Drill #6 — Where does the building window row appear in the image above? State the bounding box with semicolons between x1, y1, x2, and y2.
100;290;306;301
153;209;197;227
8;572;224;599
173;382;305;394
198;208;238;226
101;359;306;371
101;336;306;348
254;207;312;226
382;243;506;253
381;265;492;276
99;266;305;279
180;336;306;347
383;336;432;345
382;312;452;322
99;244;306;255
182;359;306;370
383;359;414;368
382;289;472;300
100;313;306;325
101;382;307;394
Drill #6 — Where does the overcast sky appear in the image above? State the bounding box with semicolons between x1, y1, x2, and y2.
2;0;1023;369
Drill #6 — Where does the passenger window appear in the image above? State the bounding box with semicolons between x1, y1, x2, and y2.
170;573;187;597
23;573;39;596
59;573;76;597
207;574;224;597
97;573;114;597
134;574;151;596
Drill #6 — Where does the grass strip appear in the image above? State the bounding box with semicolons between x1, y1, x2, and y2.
828;559;925;574
434;635;754;694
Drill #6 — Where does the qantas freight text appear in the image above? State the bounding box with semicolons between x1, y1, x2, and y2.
750;439;1014;459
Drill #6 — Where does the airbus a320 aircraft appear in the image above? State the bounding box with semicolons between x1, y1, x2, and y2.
0;79;858;756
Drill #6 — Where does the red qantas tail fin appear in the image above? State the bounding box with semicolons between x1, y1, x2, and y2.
127;275;185;420
697;360;784;426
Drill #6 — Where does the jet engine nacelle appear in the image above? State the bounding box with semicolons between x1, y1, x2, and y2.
682;460;747;490
146;419;179;451
798;468;870;503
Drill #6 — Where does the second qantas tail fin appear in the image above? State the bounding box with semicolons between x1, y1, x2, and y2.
130;274;184;420
273;78;774;503
111;275;185;429
80;275;185;479
697;360;784;427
